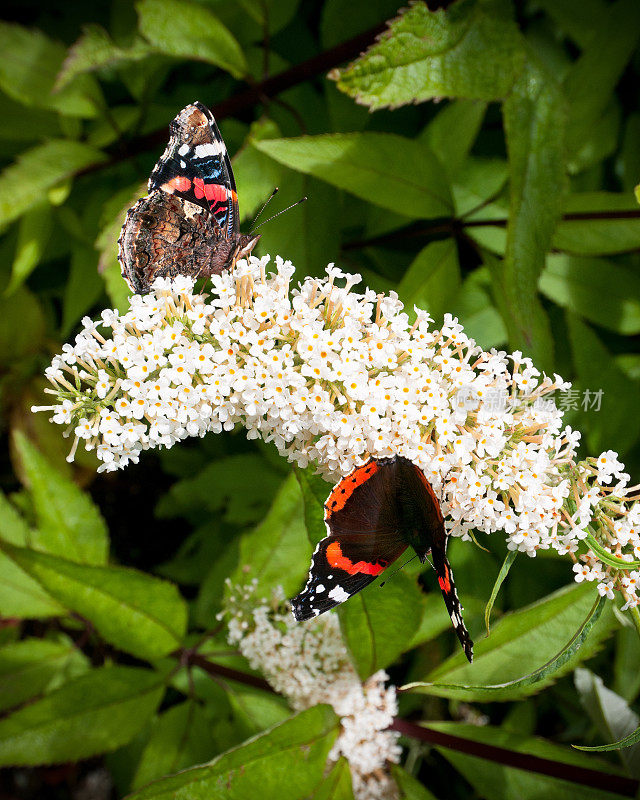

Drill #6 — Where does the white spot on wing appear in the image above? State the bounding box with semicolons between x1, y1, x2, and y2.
315;584;325;593
195;142;224;158
328;585;349;603
178;144;190;156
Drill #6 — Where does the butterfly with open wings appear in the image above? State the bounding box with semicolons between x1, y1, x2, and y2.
291;455;474;662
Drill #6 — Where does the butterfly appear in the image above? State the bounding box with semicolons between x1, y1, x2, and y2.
118;101;259;294
291;455;473;662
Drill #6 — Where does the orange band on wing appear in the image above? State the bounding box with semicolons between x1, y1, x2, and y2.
326;541;385;576
325;460;379;517
438;564;451;593
161;176;192;193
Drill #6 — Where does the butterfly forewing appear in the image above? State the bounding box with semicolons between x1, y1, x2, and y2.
148;101;239;237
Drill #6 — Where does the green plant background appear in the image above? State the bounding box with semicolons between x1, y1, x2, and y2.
1;0;640;798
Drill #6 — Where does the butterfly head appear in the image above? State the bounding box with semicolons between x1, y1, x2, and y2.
232;233;261;265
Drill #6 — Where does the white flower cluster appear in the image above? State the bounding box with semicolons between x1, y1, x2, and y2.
224;582;401;800
34;255;640;610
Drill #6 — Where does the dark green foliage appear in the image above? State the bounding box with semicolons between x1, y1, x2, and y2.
1;0;640;798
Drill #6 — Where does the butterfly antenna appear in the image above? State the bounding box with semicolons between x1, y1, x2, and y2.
250;196;307;232
379;554;419;587
249;187;279;232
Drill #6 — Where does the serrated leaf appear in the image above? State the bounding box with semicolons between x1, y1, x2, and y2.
56;25;152;90
0;140;106;226
137;0;248;79
230;473;311;599
6;203;53;295
294;466;331;547
398;238;461;322
0;665;165;767
430;721;631;800
0;544;187;660
574;727;640;753
541;255;640;335
131;700;215;790
497;57;566;371
127;704;339;800
574;668;640;774
255;133;453;220
330;0;525;110
339;573;424;679
484;550;517;635
0;637;88;713
0;22;100;117
406;585;614;701
13;432;108;565
553;193;640;255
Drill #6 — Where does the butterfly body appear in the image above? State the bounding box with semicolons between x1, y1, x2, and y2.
118;101;259;293
291;455;473;662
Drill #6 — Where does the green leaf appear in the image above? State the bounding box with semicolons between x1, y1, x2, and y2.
255;133;453;220
392;765;438;800
339;572;424;679
498;57;566;370
330;0;525;110
156;453;283;527
131;700;215;790
567;314;640;456
0;140;106;226
13;432;108;565
55;24;152;90
484;550;517;635
0;544;187;660
423;99;487;177
6;203;53;295
137;0;248;78
574;727;640;753
398;239;461;322
450;264;507;350
0;665;165;766
0;552;64;619
574;668;640;773
0;490;32;546
535;0;607;49
0;637;88;713
541;255;640;335
230;473;312;599
311;757;355;800
430;721;630;800
61;245;104;338
127;704;339;800
0;22;100;117
552;193;640;255
406;584;614;701
294;466;331;547
563;0;640;163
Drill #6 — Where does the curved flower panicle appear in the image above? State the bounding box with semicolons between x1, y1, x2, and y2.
223;582;401;800
33;255;640;610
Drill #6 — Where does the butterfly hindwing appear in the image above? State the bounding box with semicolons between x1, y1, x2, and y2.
148;101;239;237
430;540;474;662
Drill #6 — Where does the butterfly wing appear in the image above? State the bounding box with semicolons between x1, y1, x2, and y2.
291;460;407;621
148;101;240;238
400;458;474;663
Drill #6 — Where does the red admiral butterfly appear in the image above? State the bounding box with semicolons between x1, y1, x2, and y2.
118;101;259;294
291;455;474;662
